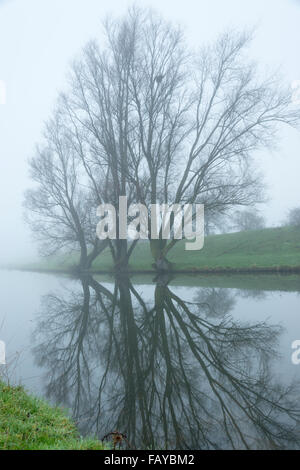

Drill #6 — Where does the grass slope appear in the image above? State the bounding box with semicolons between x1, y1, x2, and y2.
0;381;106;450
16;226;300;274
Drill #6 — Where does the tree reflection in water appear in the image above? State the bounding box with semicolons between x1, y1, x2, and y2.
32;275;300;449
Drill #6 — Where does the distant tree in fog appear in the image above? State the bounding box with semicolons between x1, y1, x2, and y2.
284;207;300;228
204;212;230;235
232;209;266;232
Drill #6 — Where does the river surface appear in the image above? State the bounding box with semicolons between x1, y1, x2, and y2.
1;269;300;449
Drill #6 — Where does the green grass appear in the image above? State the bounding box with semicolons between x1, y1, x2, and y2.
0;381;106;450
15;226;300;274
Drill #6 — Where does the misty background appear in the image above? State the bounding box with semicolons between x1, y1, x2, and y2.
0;0;299;264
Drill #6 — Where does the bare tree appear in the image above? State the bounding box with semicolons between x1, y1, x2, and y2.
204;211;229;235
24;111;107;271
284;207;300;228
58;12;143;272
25;7;300;272
232;209;266;232
123;13;299;268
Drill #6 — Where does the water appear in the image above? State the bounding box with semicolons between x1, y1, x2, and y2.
1;269;300;449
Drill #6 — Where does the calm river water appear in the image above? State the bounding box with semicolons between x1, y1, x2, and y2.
1;269;300;449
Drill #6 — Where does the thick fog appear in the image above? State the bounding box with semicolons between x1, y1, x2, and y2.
0;0;299;264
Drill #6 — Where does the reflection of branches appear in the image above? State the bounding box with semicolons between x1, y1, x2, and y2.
239;289;268;301
193;287;236;318
33;276;300;450
160;286;300;449
32;277;109;418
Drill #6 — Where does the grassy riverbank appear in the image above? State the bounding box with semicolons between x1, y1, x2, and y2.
10;226;300;274
0;381;106;450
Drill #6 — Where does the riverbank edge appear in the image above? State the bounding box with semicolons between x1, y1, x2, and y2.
0;380;107;450
7;265;300;275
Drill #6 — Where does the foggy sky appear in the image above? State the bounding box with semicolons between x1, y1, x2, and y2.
0;0;299;263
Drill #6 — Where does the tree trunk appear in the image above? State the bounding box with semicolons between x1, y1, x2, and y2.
150;239;173;272
85;239;108;270
113;239;129;273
